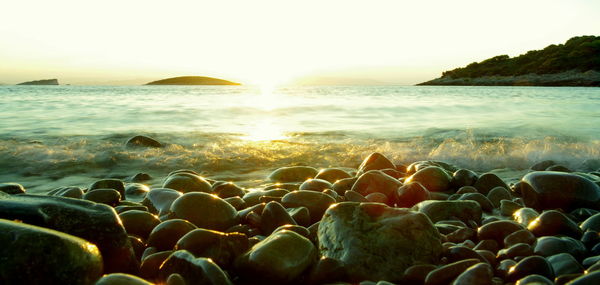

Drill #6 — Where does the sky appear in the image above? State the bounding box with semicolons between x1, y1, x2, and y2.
0;0;599;86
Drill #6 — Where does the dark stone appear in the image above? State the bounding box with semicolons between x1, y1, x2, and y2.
83;189;121;206
534;236;587;260
170;192;238;231
47;186;84;199
396;182;431;208
405;166;452;192
515;274;554;285
581;213;600;232
332;177;357;195
571;208;600;223
519;171;600;211
412;200;482;223
507;255;555;281
299;178;334;191
547;165;572;172
547;253;584;276
0;182;25;194
424;258;480;285
159;250;233;285
163;173;212;193
314;168;352;183
402;264;437;284
345;190;368;202
0;219;103;284
0;193;138;273
477;220;524;246
473;173;509;195
497;243;533;260
242;189;289;207
260;201;297;235
235;230;317;283
581;231;600;249
446;246;488;264
528;210;583;238
504;229;537;247
95;273;153;285
458;193;494;212
513;207;540;226
351;170;401;203
286;206;311;227
212;182;245;198
565;271;600;285
127;172;153;183
119;210;161;240
357;152;396;174
268;166;319;183
140;251;173;281
531;160;557;171
273;224;311;238
501;199;523;216
126;135;163;148
281;190;336;224
451;263;493;285
319;202;443;282
90;179;126;197
450;169;479;189
487;186;512;208
141;188;182;217
174;228;249;268
306;257;347;285
147;219;197;251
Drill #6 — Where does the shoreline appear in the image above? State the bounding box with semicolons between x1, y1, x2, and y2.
418;70;600;87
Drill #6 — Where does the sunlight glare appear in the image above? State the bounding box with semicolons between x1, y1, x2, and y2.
242;118;287;141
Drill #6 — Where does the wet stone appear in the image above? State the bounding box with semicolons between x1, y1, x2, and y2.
125;183;150;200
459;192;494;212
528;210;583;239
319;202;443;282
424;258;480;285
519;171;600;211
268;166;319;183
513;207;540;226
456;186;478;194
515;274;554;285
314;168;352;183
351;170;401;203
141;188;182;216
83;189;121;206
473;173;509;195
0;182;26;194
299;178;333;192
0;219;103;285
170;192;238;231
357;152;396;174
451;263;493;285
306;257;347;285
504;229;537;247
159;250;233;285
235;230;317;283
402;264;437;284
147;219;197;251
281;190;336;224
345;190;368;202
405;166;452;192
396;182;431;208
413;200;482;224
571;208;599;222
286;206;311;227
119;210;161;240
163;173;212;193
260;201;297;235
497;243;533;260
450;168;478;189
126;135;163;148
175;228;249;268
127;172;152;183
500;199;522;216
140;251;173;281
212;182;245;198
534;236;587;260
507;255;555;282
242;189;289;207
487;186;512;208
580;213;600;232
89;178;126;197
547;253;584;276
95;273;153;285
478;220;524;246
561;271;600;284
47;186;84;199
0;193;138;273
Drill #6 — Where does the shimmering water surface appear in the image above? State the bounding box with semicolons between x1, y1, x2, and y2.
1;85;599;191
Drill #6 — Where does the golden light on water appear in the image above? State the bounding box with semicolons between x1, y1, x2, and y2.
241;83;288;141
242;118;287;141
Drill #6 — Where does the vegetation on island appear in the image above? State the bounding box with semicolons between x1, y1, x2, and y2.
419;36;600;86
145;76;240;86
17;79;59;85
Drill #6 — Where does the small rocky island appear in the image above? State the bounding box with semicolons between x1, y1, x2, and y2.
419;36;600;87
17;79;59;85
145;76;240;86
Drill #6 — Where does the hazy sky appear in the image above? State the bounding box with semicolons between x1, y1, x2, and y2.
1;0;599;85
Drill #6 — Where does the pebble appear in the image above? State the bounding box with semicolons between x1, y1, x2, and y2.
487;186;512;208
174;228;249;268
306;257;347;285
268;166;319;183
405;166;452;192
126;135;163;148
332;177;358;195
0;219;103;284
170;192;238;230
162;173;212;193
473;173;509;195
351;170;402;203
513;207;540;226
528;210;583;238
95;273;154;285
413;200;482;223
286;206;311;227
564;271;600;284
281;190;336;223
507;255;555;281
300;178;334;191
125;183;151;200
357;152;396;174
500;199;522;216
345;190;368;202
260;201;297;234
451;262;493;285
534;236;587;260
402;264;437;284
547;253;584;276
424;258;480;285
314;168;352;183
459;192;494;212
504;229;537;247
89;179;126;197
235;230;317;283
83;188;121;206
140;251;173;281
519;171;600;211
319;202;443;282
119;210;161;240
147;219;197;251
477;220;524;246
450;169;478;189
0;182;26;194
580;213;600;232
159;250;233;285
47;186;84;199
515;274;554;285
142;188;182;217
212;182;245;198
396;182;431;208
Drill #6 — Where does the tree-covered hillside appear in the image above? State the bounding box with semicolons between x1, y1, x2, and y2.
441;36;600;79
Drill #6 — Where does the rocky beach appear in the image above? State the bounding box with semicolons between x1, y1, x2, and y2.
3;143;600;284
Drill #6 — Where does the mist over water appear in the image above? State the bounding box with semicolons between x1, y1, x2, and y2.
1;85;599;192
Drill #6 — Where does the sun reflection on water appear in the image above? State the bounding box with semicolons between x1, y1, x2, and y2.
241;83;288;141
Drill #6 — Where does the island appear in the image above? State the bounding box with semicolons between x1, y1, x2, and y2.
419;35;600;87
145;76;241;86
17;79;59;85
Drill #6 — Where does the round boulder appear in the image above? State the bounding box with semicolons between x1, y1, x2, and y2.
170;192;238;231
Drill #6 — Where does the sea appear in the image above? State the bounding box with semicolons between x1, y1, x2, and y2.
1;85;599;192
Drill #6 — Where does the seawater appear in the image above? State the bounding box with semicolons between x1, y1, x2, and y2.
1;85;599;192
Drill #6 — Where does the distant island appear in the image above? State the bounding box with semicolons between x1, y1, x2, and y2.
17;79;59;85
419;36;600;87
145;76;240;85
